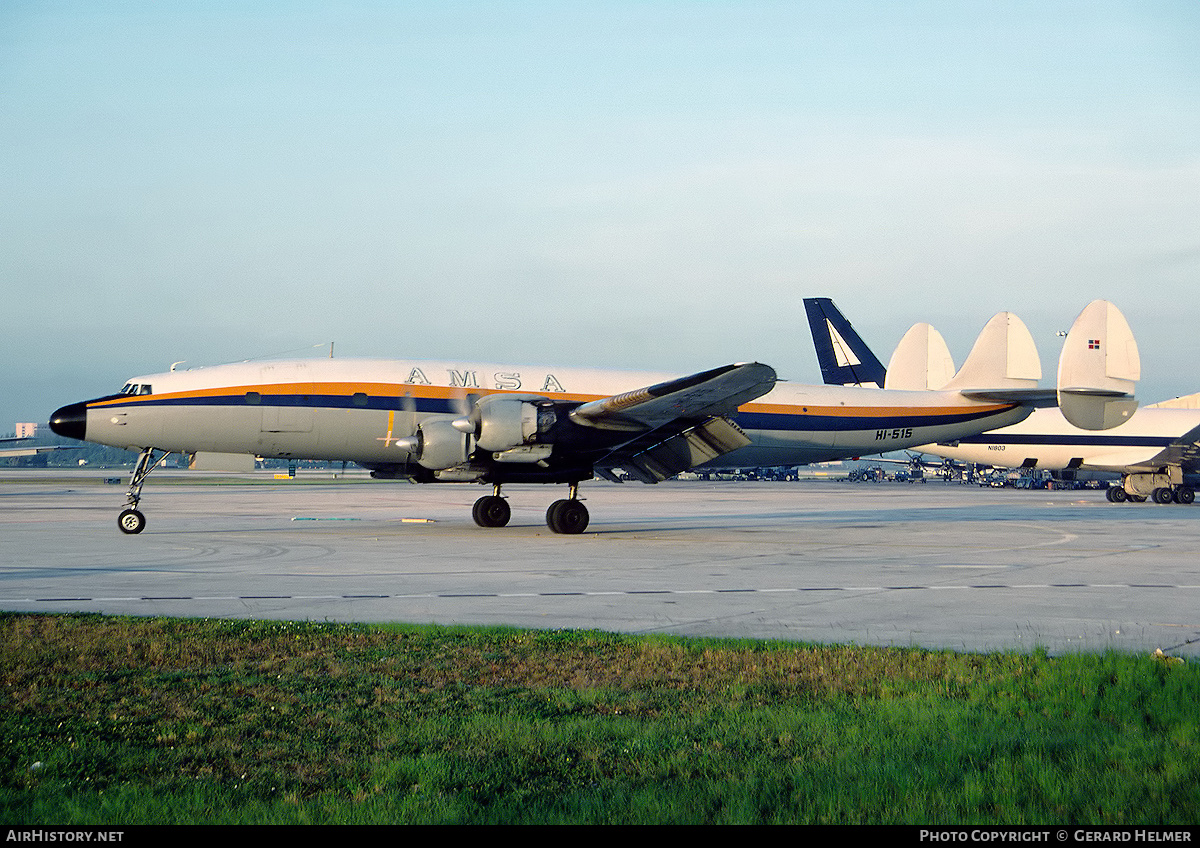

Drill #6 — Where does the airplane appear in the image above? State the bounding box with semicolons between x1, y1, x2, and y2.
803;297;1200;505
49;300;1136;535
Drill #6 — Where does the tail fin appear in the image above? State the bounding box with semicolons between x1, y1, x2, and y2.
942;312;1042;394
803;298;887;387
885;323;957;391
1056;300;1139;429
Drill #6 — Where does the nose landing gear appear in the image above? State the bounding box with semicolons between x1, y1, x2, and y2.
117;448;171;534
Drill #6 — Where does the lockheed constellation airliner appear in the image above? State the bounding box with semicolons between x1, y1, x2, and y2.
805;298;1198;504
50;301;1136;534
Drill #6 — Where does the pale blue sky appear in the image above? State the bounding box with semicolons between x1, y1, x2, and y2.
3;1;1198;430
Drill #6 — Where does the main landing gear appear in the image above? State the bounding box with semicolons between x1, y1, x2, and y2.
117;448;171;534
1106;479;1195;505
546;483;589;534
471;484;512;528
471;482;590;534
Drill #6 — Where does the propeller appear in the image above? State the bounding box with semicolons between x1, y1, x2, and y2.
394;387;480;453
449;387;480;435
391;391;420;452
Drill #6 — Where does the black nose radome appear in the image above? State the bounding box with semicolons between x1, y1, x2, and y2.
49;402;88;441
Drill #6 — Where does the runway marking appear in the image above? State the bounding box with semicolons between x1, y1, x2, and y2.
9;582;1200;606
291;516;436;523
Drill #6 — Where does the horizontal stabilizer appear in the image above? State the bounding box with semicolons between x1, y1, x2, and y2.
885;323;956;391
1147;392;1200;410
1056;300;1140;430
941;312;1042;394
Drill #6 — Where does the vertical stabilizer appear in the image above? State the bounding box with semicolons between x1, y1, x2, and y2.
941;312;1042;393
884;323;956;391
1056;300;1139;429
803;298;887;387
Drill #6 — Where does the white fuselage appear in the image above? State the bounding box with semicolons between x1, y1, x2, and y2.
916;406;1200;474
72;357;1033;471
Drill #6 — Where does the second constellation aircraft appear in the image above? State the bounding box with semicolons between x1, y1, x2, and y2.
805;297;1199;505
51;300;1136;534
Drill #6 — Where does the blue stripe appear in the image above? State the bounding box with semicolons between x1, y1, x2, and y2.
954;433;1174;448
734;408;1012;432
99;394;457;413
101;394;1016;433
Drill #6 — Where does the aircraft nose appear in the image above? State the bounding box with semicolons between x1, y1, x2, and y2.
49;402;88;441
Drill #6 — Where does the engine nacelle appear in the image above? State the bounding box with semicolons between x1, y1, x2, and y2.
470;395;557;453
405;416;471;470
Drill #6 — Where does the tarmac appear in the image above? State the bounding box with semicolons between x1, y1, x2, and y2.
2;469;1198;657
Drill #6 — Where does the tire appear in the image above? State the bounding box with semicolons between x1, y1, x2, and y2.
117;508;146;535
1109;487;1127;503
546;499;589;534
1153;487;1174;505
472;495;510;528
1176;487;1195;505
546;499;567;531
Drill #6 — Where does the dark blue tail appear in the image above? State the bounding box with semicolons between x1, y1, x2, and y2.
802;298;887;387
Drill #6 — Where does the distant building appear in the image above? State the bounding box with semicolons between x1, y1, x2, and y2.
15;423;37;438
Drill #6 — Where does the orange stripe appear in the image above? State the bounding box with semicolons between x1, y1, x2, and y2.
92;382;1016;417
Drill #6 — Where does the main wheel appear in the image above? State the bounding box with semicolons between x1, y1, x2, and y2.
1153;487;1174;505
117;508;146;535
546;499;589;534
1109;486;1127;503
1175;486;1195;505
472;495;511;528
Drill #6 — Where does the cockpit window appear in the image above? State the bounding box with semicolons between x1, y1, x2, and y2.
119;383;153;395
139;385;152;395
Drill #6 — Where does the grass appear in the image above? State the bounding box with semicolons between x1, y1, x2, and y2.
1;613;1197;824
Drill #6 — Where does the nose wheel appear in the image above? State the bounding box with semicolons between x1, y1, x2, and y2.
118;508;146;535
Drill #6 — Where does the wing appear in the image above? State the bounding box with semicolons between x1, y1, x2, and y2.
567;362;777;483
0;439;81;458
569;362;776;431
1115;421;1200;473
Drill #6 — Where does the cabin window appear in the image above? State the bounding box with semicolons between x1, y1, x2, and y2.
351;392;369;407
245;392;262;405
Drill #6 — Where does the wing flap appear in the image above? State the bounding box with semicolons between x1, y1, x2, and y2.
612;416;752;483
